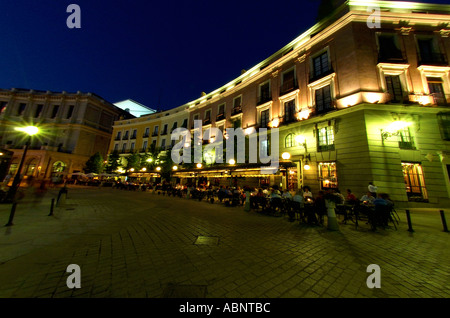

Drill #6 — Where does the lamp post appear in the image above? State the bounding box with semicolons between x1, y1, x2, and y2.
5;126;39;206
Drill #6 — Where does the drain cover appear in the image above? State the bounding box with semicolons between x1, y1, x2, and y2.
194;236;219;245
162;284;207;298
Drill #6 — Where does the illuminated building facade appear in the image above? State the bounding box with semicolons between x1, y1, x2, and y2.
0;88;132;182
109;1;450;208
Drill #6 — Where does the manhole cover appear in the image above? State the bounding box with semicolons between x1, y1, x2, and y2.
194;236;219;245
162;284;207;298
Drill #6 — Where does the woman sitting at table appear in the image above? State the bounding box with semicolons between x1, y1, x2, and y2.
302;186;313;200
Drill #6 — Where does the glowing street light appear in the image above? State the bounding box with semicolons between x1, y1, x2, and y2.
281;152;291;160
228;159;236;165
156;166;161;172
5;125;39;211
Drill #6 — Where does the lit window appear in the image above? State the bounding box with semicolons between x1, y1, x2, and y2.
317;126;334;151
318;162;337;189
285;134;293;148
402;163;428;202
437;112;450;141
398;127;415;149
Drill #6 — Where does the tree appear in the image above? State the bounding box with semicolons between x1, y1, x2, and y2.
84;152;105;174
125;152;140;171
105;150;121;173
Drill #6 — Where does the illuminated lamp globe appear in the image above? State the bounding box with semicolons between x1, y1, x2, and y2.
281;152;291;160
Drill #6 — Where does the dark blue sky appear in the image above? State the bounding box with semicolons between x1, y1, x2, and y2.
0;0;447;111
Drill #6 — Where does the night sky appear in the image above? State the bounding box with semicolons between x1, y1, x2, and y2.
0;0;447;111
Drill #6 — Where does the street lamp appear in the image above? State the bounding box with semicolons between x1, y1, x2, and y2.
5;126;39;204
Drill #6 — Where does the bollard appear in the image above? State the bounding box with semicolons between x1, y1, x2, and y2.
405;209;414;232
5;202;18;226
48;198;55;216
439;210;448;232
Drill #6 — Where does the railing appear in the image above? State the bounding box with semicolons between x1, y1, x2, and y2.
309;67;334;84
257;93;272;105
430;93;448;106
142;133;149;138
216;113;225;121
231;106;242;116
377;53;407;64
418;52;448;66
152;131;158;136
204;118;211;125
280;78;298;96
122;135;129;140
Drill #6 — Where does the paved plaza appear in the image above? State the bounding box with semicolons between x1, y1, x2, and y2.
0;186;449;299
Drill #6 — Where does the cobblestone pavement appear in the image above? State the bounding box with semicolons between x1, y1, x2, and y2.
0;186;449;299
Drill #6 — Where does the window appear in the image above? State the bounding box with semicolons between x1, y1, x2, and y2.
115;131;122;140
280;68;297;95
153;126;159;136
385;75;403;103
417;37;445;66
258;81;271;105
377;33;404;63
66;105;74;119
313;51;330;79
204;110;211;124
144;127;150;137
18;103;26;116
142;140;148;151
131;129;137;139
0;101;7;113
171;121;178;132
402;163;428;201
114;144;119;151
161;138;166;149
437;113;450;140
317;126;335;151
233;118;242;129
122;143;127;152
181;119;188;128
318;162;337;189
284;100;296;123
34;104;44;118
217;104;225;120
428;77;447;106
398;127;415;149
232;96;242;114
285;133;293;148
315;85;333;113
51;105;59;118
130;142;135;152
123;131;129;140
260;109;270;128
161;124;168;135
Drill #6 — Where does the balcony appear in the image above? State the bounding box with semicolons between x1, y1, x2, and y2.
130;134;137;140
122;135;129;140
257;93;272;106
203;118;211;126
216;113;225;121
377;53;407;64
280;79;298;96
309;67;334;84
114;136;121;141
231;106;242;117
418;52;448;66
152;131;158;137
143;133;149;138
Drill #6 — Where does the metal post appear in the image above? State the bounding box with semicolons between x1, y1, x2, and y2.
48;198;55;216
439;210;448;232
5;202;18;226
5;138;30;202
405;209;414;232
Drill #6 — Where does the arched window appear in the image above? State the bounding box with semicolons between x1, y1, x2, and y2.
52;161;66;173
285;133;293;148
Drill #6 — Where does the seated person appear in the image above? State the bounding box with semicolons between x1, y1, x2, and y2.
282;189;292;200
302;186;313;200
360;192;375;204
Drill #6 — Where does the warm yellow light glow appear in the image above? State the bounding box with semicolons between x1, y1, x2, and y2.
15;126;39;136
364;92;381;104
0;152;3;156
184;142;191;148
296;109;311;120
209;137;215;143
295;135;306;145
130;168;135;172
172;165;178;171
196;163;202;168
245;127;255;135
270;118;279;128
281;152;291;160
304;164;311;170
146;158;153;162
141;167;147;172
229;159;236;165
386;120;411;133
341;94;359;107
156;166;161;171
